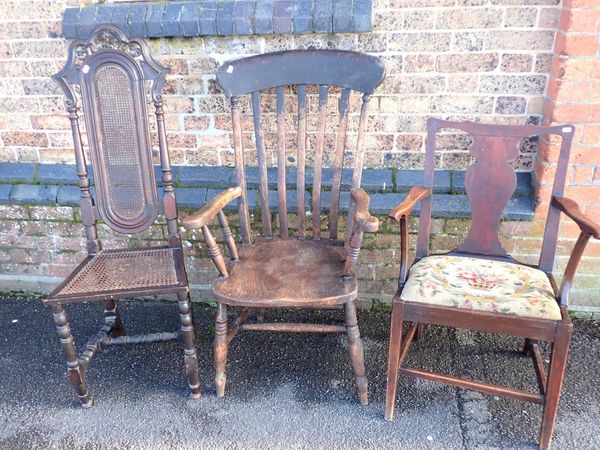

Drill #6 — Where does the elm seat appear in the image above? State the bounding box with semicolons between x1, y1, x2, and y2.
400;255;561;320
212;238;358;307
46;247;187;303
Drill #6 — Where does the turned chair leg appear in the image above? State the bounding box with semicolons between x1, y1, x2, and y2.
104;298;126;337
385;301;404;421
177;291;201;400
522;338;532;356
50;304;93;408
344;301;368;405
539;324;572;450
214;302;229;397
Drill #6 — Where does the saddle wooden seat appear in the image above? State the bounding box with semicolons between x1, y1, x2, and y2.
213;238;357;307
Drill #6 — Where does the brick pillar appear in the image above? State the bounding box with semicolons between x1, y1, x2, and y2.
536;0;600;310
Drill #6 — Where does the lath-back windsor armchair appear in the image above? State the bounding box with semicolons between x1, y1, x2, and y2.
45;25;200;407
183;50;384;403
384;118;598;449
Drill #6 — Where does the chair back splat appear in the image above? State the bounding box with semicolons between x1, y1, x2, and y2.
419;119;575;272
216;50;385;243
52;25;177;245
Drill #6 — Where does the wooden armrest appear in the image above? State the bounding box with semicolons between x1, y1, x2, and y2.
552;195;600;239
182;186;242;230
388;186;431;221
350;188;379;233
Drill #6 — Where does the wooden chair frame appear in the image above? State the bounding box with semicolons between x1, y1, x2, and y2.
384;118;598;449
45;25;200;407
183;50;385;403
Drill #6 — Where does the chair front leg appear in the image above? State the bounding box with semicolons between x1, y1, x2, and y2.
177;291;201;400
385;300;404;421
539;322;572;450
214;302;229;397
345;301;368;405
50;304;92;408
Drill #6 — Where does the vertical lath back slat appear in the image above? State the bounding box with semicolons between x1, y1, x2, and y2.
329;88;351;240
297;85;307;238
231;96;252;244
312;85;328;239
345;93;372;242
251;90;272;237
276;85;288;237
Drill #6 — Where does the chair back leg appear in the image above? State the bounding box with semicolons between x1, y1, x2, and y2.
104;299;126;337
345;301;369;405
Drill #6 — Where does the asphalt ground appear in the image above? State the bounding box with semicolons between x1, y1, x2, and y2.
0;296;598;449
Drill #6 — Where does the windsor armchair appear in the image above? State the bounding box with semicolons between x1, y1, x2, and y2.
183;50;384;403
45;26;200;407
384;118;597;449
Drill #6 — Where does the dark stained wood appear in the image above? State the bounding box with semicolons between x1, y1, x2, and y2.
193;50;384;402
330;88;351;240
276;85;288;237
214;302;228;397
312;85;328;239
217;49;385;96
213;238;357;307
240;323;347;333
251;90;272;237
385;118;591;448
399;367;544;404
218;211;239;261
182;186;242;229
47;25;199;406
388;186;431;221
297;84;307;238
551;196;600;238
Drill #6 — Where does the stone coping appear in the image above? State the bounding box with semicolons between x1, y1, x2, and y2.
62;0;373;40
0;163;534;219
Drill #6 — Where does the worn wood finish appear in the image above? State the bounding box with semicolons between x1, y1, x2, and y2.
329;88;351;240
185;50;384;402
276;85;288;237
385;118;593;449
47;25;200;406
182;186;242;229
213;238;357;307
312;85;328;239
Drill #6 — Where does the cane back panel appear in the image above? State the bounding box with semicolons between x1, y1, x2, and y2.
52;26;170;235
215;50;385;244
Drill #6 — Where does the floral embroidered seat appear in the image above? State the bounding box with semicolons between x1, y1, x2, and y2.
400;255;561;320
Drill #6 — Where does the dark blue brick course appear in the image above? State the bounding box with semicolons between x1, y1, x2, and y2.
292;0;312;34
127;4;148;37
62;1;373;39
234;1;255;35
0;184;11;204
0;163;534;219
11;185;59;206
163;3;183;37
216;1;236;36
181;3;201;37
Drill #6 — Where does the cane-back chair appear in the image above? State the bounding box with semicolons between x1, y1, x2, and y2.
384;118;598;449
45;25;200;407
182;50;384;403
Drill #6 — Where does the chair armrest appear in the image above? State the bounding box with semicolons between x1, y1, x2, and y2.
182;186;242;230
388;186;431;221
552;195;600;239
350;188;379;233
